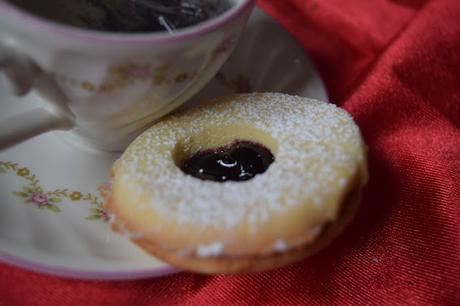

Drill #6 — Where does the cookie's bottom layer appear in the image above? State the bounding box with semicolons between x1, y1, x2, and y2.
111;174;363;274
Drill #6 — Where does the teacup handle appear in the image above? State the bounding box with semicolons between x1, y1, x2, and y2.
0;47;73;150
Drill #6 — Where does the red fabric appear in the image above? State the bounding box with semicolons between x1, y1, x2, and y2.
1;0;459;304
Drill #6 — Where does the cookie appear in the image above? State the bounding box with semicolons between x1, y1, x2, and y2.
105;93;368;274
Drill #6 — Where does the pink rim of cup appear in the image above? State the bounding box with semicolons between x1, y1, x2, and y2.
0;0;255;279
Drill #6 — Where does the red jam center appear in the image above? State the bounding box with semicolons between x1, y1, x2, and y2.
180;141;274;182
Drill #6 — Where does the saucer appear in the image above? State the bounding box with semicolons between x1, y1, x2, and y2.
0;8;327;280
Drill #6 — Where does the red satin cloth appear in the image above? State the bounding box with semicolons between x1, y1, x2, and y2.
1;0;459;305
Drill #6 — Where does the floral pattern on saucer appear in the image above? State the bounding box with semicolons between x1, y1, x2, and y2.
0;161;109;221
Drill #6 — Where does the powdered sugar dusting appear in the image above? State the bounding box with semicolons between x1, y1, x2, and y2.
273;239;288;252
196;241;224;257
114;93;365;228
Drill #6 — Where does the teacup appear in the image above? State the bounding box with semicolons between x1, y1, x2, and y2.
0;0;255;151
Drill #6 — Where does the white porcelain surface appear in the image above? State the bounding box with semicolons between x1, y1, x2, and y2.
0;8;328;280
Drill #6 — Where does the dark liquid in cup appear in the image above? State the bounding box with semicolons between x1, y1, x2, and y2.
7;0;233;33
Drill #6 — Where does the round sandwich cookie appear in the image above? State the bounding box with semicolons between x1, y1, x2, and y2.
105;93;368;274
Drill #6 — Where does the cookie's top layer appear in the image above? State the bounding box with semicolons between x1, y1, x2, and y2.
113;93;365;232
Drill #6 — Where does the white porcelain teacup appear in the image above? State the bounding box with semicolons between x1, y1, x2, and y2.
0;0;255;151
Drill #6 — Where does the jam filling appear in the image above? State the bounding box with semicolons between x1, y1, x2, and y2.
180;141;274;182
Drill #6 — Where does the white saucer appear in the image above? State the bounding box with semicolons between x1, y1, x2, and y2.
0;8;327;280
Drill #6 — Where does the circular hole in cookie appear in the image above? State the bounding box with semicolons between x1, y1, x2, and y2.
180;140;274;182
173;125;277;182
